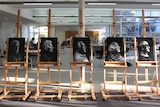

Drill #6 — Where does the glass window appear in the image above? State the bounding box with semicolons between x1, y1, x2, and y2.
29;26;48;43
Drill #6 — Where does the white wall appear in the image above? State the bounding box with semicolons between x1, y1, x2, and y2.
55;26;68;43
21;24;29;41
0;22;80;50
1;21;16;50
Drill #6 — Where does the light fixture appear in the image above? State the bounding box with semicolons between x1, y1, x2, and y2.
152;4;160;5
23;2;52;6
87;3;117;5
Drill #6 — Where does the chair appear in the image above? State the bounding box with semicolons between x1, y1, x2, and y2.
94;46;103;66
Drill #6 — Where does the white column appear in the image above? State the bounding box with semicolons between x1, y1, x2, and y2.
78;0;86;89
78;0;85;37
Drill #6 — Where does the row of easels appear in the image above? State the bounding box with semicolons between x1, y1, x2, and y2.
101;37;160;101
0;37;63;101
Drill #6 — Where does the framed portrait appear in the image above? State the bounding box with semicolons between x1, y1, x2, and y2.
72;37;90;62
137;38;154;61
40;38;57;62
105;37;124;61
7;38;25;62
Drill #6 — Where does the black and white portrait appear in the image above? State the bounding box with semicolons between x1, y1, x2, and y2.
8;38;25;62
73;37;90;62
105;38;124;61
137;38;154;61
40;38;57;62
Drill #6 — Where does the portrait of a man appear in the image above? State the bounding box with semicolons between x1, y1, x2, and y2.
8;38;25;62
137;38;154;61
105;38;124;61
73;37;90;62
40;38;57;62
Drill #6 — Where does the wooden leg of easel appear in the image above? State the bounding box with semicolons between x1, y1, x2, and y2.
0;67;7;100
34;67;40;101
101;68;107;100
155;67;159;94
68;67;72;101
151;67;160;95
123;67;131;100
57;65;62;101
22;67;30;101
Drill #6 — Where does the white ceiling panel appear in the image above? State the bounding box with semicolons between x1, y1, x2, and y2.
1;0;160;29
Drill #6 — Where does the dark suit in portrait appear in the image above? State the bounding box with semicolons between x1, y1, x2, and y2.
105;38;124;61
40;38;57;62
8;38;25;62
137;38;154;61
73;37;90;62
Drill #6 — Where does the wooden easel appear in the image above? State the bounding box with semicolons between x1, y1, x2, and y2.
0;9;32;101
0;38;32;101
68;37;96;101
34;38;62;101
130;37;159;100
34;9;62;101
101;9;130;100
130;10;159;100
101;37;130;100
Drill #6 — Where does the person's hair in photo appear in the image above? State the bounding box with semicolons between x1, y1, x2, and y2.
8;38;25;62
40;38;57;62
106;38;124;61
73;37;90;62
137;38;154;61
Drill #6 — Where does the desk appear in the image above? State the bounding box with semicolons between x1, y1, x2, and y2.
28;50;38;68
93;45;103;56
0;55;4;67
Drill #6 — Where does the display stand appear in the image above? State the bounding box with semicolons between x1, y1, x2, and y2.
0;38;32;101
101;37;130;100
130;37;159;100
68;37;96;101
34;37;62;101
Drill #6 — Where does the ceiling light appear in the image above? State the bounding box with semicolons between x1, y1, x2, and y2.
152;4;160;5
87;3;117;5
23;2;52;6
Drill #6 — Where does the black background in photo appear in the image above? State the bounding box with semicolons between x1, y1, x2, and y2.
73;37;90;62
8;38;25;62
137;38;154;61
105;37;124;61
40;38;57;62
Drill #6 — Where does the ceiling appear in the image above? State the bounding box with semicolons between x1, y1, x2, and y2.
1;0;160;30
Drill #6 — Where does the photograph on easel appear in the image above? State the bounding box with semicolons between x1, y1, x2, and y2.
73;37;90;62
8;38;25;62
105;37;124;61
137;38;154;61
40;38;57;62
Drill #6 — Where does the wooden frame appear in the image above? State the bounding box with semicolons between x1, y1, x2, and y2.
68;37;96;101
130;37;160;100
0;38;32;101
34;37;62;101
101;37;131;100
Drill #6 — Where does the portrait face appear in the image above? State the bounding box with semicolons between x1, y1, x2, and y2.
8;38;25;62
139;41;150;55
43;40;54;52
11;40;20;54
108;41;121;53
77;41;87;54
73;37;90;62
40;38;57;62
137;38;154;61
105;37;124;61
